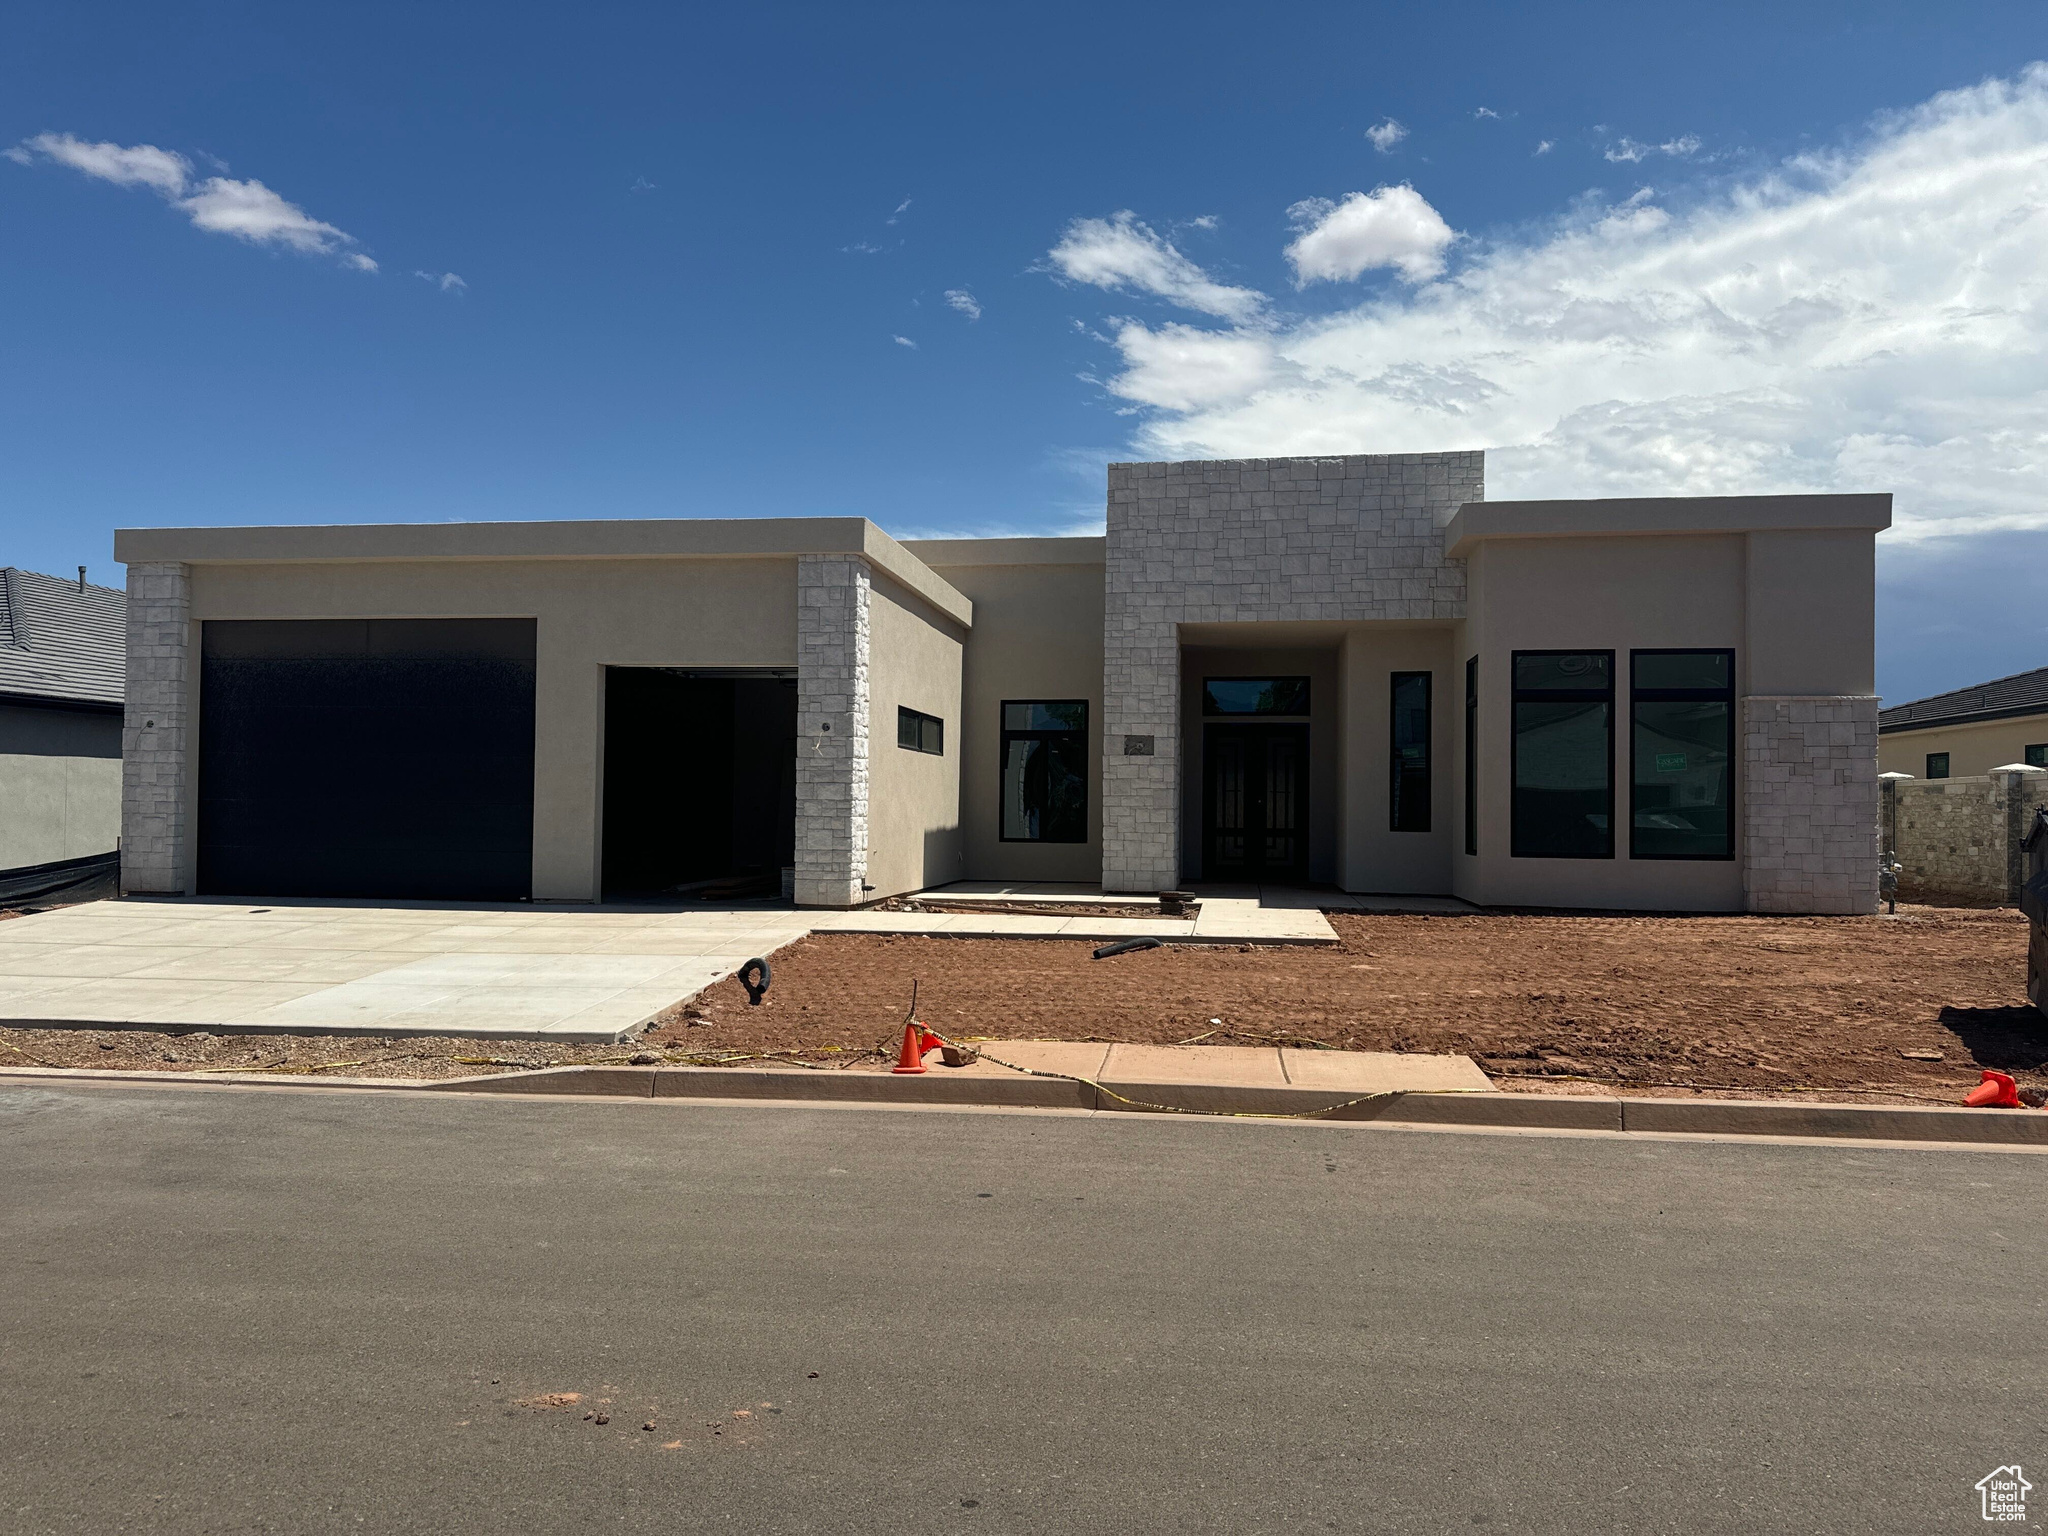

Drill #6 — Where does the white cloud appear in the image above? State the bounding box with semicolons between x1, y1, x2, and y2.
1604;133;1702;163
944;288;982;320
10;131;373;268
414;270;466;292
1366;119;1408;153
1045;211;1265;323
1535;139;1554;155
892;334;918;349
1284;185;1458;284
1475;107;1500;120
1076;64;2048;541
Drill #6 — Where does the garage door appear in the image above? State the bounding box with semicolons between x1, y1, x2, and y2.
197;619;537;899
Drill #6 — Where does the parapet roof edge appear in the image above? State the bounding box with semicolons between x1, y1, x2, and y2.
898;535;1106;567
112;516;971;628
1443;493;1892;559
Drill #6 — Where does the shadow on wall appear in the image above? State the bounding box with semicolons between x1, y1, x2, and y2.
1936;1004;2047;1069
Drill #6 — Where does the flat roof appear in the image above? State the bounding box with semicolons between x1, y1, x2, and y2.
900;535;1105;567
113;516;972;628
1443;493;1892;558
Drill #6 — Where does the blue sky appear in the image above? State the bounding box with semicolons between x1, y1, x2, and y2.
4;1;2046;703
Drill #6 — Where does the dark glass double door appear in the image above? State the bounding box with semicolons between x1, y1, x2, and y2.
1202;724;1308;880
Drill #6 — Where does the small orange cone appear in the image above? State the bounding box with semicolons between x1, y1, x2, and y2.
891;1022;929;1074
920;1028;945;1055
1964;1069;2021;1108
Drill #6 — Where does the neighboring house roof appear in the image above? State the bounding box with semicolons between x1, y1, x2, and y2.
1878;664;2048;734
0;566;125;709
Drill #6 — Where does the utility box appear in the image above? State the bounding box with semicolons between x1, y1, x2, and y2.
2024;807;2048;1016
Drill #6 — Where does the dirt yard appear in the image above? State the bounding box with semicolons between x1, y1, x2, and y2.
0;906;2039;1103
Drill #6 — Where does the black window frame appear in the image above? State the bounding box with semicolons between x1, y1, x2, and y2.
1201;676;1311;717
1925;752;1950;779
1463;656;1478;856
2027;744;2048;769
998;699;1088;844
1390;671;1432;833
897;706;944;756
1628;648;1736;862
1510;649;1616;860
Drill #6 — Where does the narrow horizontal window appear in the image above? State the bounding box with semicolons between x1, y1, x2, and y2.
1203;677;1310;716
1630;649;1735;860
1512;651;1613;859
1000;699;1087;842
1390;671;1431;833
898;706;943;756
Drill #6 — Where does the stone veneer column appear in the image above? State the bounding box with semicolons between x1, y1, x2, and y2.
1742;695;1879;915
120;561;194;895
794;555;871;907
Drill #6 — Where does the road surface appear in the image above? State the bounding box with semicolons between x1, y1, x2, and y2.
2;1080;2041;1533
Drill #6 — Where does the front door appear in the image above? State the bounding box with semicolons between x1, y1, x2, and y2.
1202;724;1309;880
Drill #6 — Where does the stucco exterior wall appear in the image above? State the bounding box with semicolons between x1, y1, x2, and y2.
1337;626;1456;894
901;541;1105;884
1879;714;2048;778
862;570;966;900
0;703;122;871
177;555;803;901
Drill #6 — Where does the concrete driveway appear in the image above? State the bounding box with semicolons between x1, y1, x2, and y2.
0;899;814;1041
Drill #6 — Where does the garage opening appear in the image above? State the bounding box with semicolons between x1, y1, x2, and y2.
198;618;537;900
601;667;797;900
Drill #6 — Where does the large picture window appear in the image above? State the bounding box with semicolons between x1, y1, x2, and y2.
1001;700;1087;843
1390;672;1431;832
1511;651;1614;859
1630;650;1735;860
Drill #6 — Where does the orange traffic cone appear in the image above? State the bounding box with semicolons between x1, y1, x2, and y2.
891;1022;929;1075
920;1028;944;1055
1964;1069;2021;1108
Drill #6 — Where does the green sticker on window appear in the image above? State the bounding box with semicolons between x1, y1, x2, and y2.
1655;752;1687;773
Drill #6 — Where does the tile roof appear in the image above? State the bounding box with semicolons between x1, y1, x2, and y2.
0;567;126;708
1878;664;2048;733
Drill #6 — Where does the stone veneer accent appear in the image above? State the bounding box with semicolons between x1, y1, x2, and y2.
794;554;872;907
120;560;194;895
1101;452;1483;892
1742;695;1880;915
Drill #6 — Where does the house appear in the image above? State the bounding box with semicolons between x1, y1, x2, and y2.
113;451;1890;914
0;566;125;903
1877;665;2048;779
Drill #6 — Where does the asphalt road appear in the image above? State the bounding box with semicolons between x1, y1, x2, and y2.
2;1083;2042;1535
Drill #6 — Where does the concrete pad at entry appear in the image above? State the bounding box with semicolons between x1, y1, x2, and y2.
962;1040;1112;1079
1103;1043;1288;1085
1281;1048;1492;1093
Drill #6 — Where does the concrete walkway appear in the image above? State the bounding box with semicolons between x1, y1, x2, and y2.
0;882;1368;1042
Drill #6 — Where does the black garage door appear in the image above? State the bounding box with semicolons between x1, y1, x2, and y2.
198;619;537;900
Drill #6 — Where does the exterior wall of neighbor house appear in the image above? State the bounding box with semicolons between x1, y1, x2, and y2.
0;702;122;870
862;570;967;900
1337;625;1457;894
175;555;804;900
901;539;1106;884
1878;714;2048;778
1178;646;1342;884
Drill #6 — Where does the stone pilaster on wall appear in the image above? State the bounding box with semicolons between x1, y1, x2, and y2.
1742;695;1879;915
1101;452;1483;892
794;555;872;908
120;561;193;895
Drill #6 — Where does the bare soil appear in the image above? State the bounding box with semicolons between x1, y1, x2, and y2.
1;906;2041;1104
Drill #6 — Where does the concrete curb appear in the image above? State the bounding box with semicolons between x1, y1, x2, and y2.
1;1063;2043;1144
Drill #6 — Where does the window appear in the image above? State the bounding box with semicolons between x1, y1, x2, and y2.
1630;650;1735;860
1000;700;1087;842
1203;677;1310;716
2027;744;2047;769
897;706;943;755
1390;672;1431;832
1511;651;1614;858
1464;656;1478;856
1925;752;1950;779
